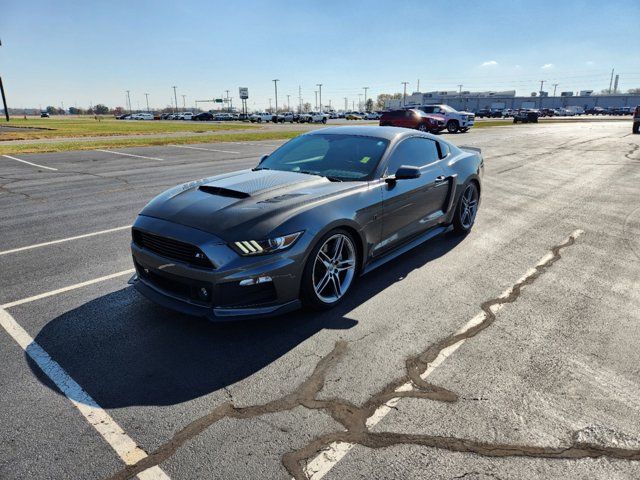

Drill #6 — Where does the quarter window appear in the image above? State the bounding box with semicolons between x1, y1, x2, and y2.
384;137;440;175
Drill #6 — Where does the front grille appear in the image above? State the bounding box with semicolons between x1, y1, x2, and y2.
132;229;213;268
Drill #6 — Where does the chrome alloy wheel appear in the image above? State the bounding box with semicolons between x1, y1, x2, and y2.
312;233;356;303
460;184;479;229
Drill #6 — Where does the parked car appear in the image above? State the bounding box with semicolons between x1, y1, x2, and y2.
273;112;296;123
633;106;640;134
416;104;475;133
249;112;273;123
40;112;50;118
502;109;515;118
345;112;363;120
513;109;539;123
135;113;154;120
365;112;381;120
539;108;556;117
299;111;328;123
379;109;445;133
193;112;214;121
475;109;491;118
129;126;484;319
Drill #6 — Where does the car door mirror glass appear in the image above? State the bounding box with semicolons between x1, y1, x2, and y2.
394;165;421;180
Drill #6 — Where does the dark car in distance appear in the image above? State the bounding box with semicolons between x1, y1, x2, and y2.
513;109;539;123
130;126;483;321
379;109;445;133
193;112;214;121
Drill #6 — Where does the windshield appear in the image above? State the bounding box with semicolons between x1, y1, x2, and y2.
258;134;389;181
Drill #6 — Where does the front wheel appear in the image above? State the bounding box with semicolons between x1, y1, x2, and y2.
301;229;358;310
452;182;479;235
446;120;459;133
417;123;428;132
322;117;327;124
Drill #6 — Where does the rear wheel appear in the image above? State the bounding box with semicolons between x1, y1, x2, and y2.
322;117;327;124
452;182;479;234
301;229;358;310
446;120;459;133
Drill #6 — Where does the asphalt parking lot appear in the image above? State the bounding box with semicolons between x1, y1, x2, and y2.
1;120;640;479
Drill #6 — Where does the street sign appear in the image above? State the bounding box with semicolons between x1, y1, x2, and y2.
239;87;249;100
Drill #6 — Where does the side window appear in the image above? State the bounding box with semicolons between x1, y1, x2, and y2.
384;138;440;175
438;141;450;158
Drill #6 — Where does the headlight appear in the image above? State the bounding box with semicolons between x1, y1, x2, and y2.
231;231;303;256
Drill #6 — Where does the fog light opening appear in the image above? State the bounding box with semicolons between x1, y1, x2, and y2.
239;276;273;287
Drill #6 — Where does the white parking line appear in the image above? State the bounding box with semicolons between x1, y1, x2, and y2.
0;225;131;256
0;308;170;479
169;144;240;154
1;269;135;309
303;229;585;479
2;154;58;171
95;149;164;161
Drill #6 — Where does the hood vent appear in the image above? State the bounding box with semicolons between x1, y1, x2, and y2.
259;193;306;204
199;185;250;199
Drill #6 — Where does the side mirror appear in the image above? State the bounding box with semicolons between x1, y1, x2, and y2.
394;165;421;180
258;154;269;164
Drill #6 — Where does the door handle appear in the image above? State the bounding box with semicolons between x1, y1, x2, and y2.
434;175;447;184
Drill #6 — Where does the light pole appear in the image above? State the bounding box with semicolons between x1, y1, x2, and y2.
552;83;559;96
181;94;186;111
126;90;132;113
272;79;279;114
0;38;9;121
286;94;290;111
172;86;178;113
314;91;318;110
363;87;369;112
144;93;150;112
539;80;545;108
401;82;409;107
344;97;348;111
316;83;323;111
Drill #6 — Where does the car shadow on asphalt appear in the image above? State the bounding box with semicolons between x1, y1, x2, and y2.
28;231;466;408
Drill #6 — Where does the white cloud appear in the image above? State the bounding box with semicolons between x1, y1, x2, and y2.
541;63;554;69
480;60;498;67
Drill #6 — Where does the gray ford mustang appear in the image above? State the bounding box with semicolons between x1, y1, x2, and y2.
130;126;483;320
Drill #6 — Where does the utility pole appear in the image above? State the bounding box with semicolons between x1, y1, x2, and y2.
0;38;9;121
314;91;318;110
363;86;369;112
608;68;615;94
126;90;132;113
316;83;323;111
172;86;178;113
401;82;409;107
552;83;559;96
272;79;279;114
144;93;150;112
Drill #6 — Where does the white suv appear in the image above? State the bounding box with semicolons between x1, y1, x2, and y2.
418;104;475;133
249;112;273;123
299;111;328;124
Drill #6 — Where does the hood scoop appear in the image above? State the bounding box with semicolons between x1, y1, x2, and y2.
198;185;250;199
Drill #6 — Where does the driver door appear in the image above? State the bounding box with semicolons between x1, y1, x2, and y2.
374;137;450;255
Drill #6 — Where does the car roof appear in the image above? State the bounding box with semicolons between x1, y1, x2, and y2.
306;125;417;142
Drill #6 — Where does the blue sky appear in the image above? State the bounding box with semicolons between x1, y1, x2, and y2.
2;0;639;110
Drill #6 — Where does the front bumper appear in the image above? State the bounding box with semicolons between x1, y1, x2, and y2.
130;216;306;321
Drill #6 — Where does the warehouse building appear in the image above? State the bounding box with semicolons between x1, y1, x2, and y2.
385;90;640;112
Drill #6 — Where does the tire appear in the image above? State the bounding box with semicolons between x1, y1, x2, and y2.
460;128;469;133
446;120;459;133
322;117;327;124
513;118;518;124
301;229;358;310
257;118;262;123
452;182;479;235
417;123;428;132
633;123;640;134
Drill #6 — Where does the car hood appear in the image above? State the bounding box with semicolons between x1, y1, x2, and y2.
140;169;360;240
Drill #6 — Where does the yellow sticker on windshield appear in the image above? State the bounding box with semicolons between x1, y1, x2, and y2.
360;156;371;164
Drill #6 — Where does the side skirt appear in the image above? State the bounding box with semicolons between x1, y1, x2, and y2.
361;225;451;275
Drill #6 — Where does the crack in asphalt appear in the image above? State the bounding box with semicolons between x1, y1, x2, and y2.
107;230;640;480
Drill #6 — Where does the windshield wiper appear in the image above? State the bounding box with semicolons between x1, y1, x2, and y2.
296;169;343;182
252;166;270;171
